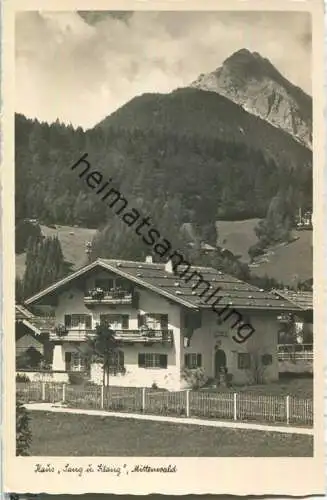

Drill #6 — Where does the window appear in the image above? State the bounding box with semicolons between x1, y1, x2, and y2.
95;278;114;291
109;350;125;374
65;352;87;372
64;314;92;330
94;278;128;291
184;353;202;369
100;314;129;329
237;353;251;369
138;353;168;369
261;354;273;366
138;313;168;329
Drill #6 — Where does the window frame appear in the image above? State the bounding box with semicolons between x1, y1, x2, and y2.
237;352;251;370
184;353;202;369
261;353;273;366
64;314;92;330
94;278;114;291
138;313;169;330
138;352;168;369
109;350;125;374
66;352;87;372
100;314;129;329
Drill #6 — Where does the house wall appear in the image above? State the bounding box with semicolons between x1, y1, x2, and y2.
182;309;279;386
53;273;183;390
51;269;279;388
278;360;313;374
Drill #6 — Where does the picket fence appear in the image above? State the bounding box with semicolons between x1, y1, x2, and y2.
16;382;313;427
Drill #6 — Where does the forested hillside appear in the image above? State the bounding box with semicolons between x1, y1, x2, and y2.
15;83;312;288
16;87;312;229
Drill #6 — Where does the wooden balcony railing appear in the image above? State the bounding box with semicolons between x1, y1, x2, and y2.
114;329;173;343
84;289;133;305
278;343;313;362
50;329;95;342
50;328;174;344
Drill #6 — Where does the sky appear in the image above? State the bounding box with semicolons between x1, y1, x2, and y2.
15;10;312;129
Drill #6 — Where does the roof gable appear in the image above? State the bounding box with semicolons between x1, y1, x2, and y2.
16;304;55;333
25;258;303;312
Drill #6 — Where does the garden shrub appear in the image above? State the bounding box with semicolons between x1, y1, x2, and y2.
16;400;32;456
16;373;30;383
68;372;88;385
181;367;208;389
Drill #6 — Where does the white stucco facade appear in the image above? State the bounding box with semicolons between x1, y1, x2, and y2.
49;268;280;390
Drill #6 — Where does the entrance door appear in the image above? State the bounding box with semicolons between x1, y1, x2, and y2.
214;349;227;377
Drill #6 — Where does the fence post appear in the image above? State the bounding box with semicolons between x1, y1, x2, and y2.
101;385;104;409
142;387;146;412
186;390;190;418
286;395;290;425
62;383;66;403
41;382;46;401
233;393;238;421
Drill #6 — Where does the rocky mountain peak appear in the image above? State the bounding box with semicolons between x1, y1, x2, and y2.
190;49;312;149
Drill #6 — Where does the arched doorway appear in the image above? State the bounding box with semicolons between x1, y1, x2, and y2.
214;349;227;378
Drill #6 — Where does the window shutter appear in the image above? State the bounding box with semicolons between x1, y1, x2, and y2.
65;352;72;362
118;350;124;368
138;353;145;367
160;314;168;329
122;315;129;329
65;352;72;371
137;314;144;328
197;354;202;367
159;354;168;369
64;315;71;328
184;354;188;367
85;315;92;328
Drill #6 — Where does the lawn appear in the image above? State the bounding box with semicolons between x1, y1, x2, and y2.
28;411;313;457
249;229;312;286
215;218;260;262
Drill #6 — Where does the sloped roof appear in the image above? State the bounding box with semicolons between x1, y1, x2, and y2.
272;290;313;311
16;333;44;354
16;304;55;334
15;304;35;320
25;258;302;312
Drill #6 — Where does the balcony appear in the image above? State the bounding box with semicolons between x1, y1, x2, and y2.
84;288;134;306
114;329;173;344
50;328;95;342
278;343;313;362
50;328;173;344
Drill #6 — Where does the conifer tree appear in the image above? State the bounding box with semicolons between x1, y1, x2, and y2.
22;235;65;299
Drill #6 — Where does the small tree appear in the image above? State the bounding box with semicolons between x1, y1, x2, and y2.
245;349;270;385
16;399;32;456
87;321;118;386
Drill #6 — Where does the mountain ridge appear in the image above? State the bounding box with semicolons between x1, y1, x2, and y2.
97;86;312;169
190;48;312;148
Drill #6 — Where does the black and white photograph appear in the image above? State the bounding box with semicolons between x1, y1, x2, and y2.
3;0;325;496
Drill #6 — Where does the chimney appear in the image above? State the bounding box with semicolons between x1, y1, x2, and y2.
165;259;173;273
145;255;153;264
